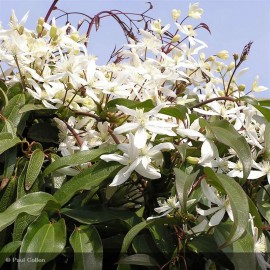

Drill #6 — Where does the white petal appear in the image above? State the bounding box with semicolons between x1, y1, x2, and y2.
201;179;223;206
116;105;136;116
209;208;225;226
109;166;131;186
100;154;128;165
134;128;148;148
114;122;139;134
197;206;222;216
148;142;174;156
136;163;160;179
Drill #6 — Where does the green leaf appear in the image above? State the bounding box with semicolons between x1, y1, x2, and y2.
160;105;187;120
120;217;178;254
254;105;270;122
3;146;17;179
19;104;53;113
43;145;117;177
215;223;256;270
54;161;122;206
174;168;199;212
19;213;66;270
61;206;140;227
1;93;25;129
25;149;45;191
258;99;270;107
0;241;21;268
0;87;8;108
247;196;263;236
188;234;234;269
106;98;139;109
264;122;270;159
0;176;17;212
0;137;21;155
0;192;58;232
70;225;103;270
204;168;249;247
257;185;270;224
0;80;8;93
13;213;36;241
6;83;23;99
209;120;252;180
117;254;159;267
27;122;59;143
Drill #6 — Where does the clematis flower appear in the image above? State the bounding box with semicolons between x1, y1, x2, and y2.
188;3;203;19
252;75;268;92
100;133;174;186
196;180;233;226
114;104;177;148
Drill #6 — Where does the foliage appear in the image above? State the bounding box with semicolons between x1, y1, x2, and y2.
0;1;270;269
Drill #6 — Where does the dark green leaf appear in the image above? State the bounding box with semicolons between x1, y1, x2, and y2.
257;185;270;224
117;254;159;267
258;99;270;107
27;122;59;143
19;104;53;113
210;120;252;180
43;145;117;177
13;213;36;241
160;105;187;120
204;168;249;247
254;105;270;122
120;217;178;254
61;206;140;227
25;149;45;191
264;123;270;159
54;161;122;206
19;213;66;270
70;225;103;270
106;98;139;109
0;87;8;108
0;192;58;232
0;241;21;268
6;83;23;99
0;176;17;212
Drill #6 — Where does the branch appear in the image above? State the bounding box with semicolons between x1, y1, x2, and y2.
190;96;236;109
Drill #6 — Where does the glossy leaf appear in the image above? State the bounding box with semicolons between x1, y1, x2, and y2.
43;145;117;177
0;192;58;232
0;87;8;108
0;137;21;155
0;176;17;212
204;168;249;247
70;225;103;270
209;120;252;180
61;206;140;227
160;105;187;120
25;149;45;191
174;168;199;212
19;213;66;270
254;105;270;122
54;161;122;206
19;104;53;113
120;217;178;254
117;254;159;267
0;241;21;268
257;185;270;224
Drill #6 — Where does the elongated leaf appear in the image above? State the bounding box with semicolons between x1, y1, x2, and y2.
54;161;121;206
0;132;13;140
264;122;270;159
0;137;21;155
0;176;17;212
258;99;270;107
254;105;270;122
160;105;187;120
120;217;178;254
0;241;21;268
188;234;234;269
13;213;36;241
117;254;159;267
174;168;199;212
0;192;58;232
3;146;17;179
43;145;117;177
61;206;139;227
19;213;66;270
257;185;270;224
6;83;23;99
209;120;252;180
19;104;53;113
204;168;249;247
70;225;103;270
1;93;25;128
0;87;8;108
25;149;45;190
106;98;139;109
214;223;255;270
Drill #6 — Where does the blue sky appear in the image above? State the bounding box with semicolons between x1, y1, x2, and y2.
0;0;270;98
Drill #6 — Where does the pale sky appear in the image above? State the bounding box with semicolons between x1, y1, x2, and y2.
0;0;270;98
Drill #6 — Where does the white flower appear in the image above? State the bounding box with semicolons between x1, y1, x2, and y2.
151;20;170;35
248;160;270;184
216;50;229;60
114;104;177;148
100;133;174;186
252;75;268;92
171;9;181;21
188;3;203;19
197;180;233;226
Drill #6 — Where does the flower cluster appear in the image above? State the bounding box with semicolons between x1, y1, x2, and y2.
1;3;270;268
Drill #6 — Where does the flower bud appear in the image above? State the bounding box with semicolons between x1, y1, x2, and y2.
186;156;199;165
70;32;80;42
18;25;24;35
36;24;43;34
233;53;239;61
38;17;44;25
50;25;57;39
207;56;216;62
216;50;229;60
227;61;235;71
238;84;245;91
171;9;181;21
171;34;180;43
